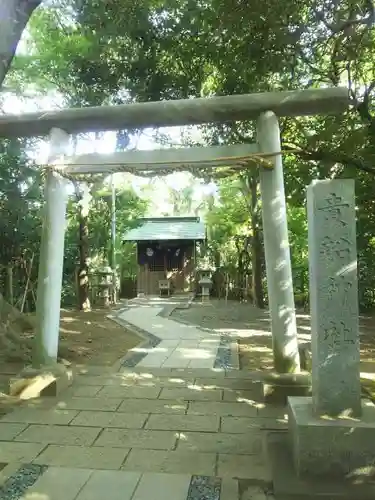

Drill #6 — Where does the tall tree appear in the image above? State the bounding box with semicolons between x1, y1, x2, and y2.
0;0;41;87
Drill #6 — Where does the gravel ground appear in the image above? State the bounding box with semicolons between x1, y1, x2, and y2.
0;465;48;500
187;475;221;500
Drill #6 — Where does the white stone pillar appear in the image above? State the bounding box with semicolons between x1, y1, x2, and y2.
257;111;300;372
33;128;70;367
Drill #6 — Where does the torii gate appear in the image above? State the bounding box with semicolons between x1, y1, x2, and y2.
0;88;349;372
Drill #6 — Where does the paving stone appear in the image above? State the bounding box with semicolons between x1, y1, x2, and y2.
240;484;270;500
117;398;187;414
159;387;223;401
149;376;196;388
23;466;92;500
75;375;123;386
188;401;258;417
76;365;119;375
132;472;191;500
162;356;191;369
189;358;217;369
98;385;161;399
0;423;27;440
217;454;271;480
68;385;104;397
1;408;78;425
223;390;261;403
70;410;148;428
55;397;122;411
76;470;141;500
169;368;226;378
256;404;288;419
177;431;262;455
15;424;101;446
94;428;178;449
194;378;262;392
34;444;129;469
0;442;45;462
220;478;239;500
221;416;287;433
120;368;174;377
221;416;262;433
122;449;216;475
146;414;219;432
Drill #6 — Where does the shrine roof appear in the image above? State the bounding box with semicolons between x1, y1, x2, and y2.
122;216;206;242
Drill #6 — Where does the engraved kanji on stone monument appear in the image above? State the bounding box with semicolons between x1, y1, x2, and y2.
319;236;351;261
317;192;349;226
324;275;353;306
323;320;355;349
307;179;361;417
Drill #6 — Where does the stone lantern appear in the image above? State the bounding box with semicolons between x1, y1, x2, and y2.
199;275;212;303
97;266;114;307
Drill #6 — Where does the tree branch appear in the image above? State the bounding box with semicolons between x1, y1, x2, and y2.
284;143;375;176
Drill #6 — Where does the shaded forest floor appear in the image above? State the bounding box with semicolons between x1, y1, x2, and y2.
0;306;141;392
57;308;140;367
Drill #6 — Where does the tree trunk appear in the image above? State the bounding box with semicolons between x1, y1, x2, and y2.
6;265;13;305
0;0;41;87
213;250;221;269
251;224;264;308
77;207;91;311
249;172;265;308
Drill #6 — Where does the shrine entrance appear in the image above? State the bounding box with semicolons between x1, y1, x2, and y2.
0;87;349;372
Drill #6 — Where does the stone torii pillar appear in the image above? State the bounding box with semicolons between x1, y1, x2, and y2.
257;111;300;373
33;128;70;367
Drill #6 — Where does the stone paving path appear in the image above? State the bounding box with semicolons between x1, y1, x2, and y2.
0;366;283;500
0;299;282;500
115;297;234;370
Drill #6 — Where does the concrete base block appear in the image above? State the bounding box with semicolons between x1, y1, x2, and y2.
9;363;73;399
289;396;375;477
268;432;375;500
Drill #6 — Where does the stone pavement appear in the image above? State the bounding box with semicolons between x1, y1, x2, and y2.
0;366;284;500
113;297;237;370
0;298;284;499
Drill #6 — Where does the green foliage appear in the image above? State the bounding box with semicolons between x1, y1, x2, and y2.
3;0;375;311
0;138;43;305
63;183;148;303
206;179;250;268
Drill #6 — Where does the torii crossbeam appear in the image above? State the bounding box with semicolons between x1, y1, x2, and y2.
1;87;349;373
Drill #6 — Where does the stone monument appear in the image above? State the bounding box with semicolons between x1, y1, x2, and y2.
288;179;375;479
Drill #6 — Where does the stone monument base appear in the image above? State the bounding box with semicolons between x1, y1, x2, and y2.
268;431;375;500
289;396;375;477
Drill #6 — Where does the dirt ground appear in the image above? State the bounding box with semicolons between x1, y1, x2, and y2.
171;299;375;377
0;305;141;392
58;307;140;367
